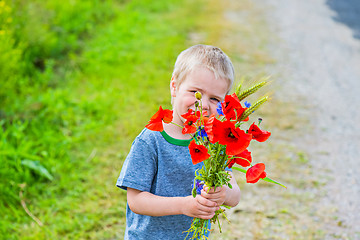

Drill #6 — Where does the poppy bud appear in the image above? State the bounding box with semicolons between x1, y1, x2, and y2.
195;101;199;107
195;92;202;100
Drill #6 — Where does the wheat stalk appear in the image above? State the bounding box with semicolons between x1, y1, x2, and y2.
239;96;268;121
236;78;269;101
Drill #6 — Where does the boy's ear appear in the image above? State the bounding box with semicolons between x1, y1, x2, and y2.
170;76;177;97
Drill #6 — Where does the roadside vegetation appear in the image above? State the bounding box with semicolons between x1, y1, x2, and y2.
1;0;204;238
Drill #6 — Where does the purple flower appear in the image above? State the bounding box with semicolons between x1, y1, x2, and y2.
195;179;204;194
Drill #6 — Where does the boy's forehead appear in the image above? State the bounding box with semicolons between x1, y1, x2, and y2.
183;68;229;96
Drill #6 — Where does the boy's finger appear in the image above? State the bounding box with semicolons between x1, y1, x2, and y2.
203;186;214;192
201;188;213;196
197;205;217;215
197;195;217;207
201;191;213;200
201;189;220;199
203;186;222;193
198;213;215;220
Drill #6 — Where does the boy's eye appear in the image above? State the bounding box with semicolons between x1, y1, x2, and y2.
211;98;220;102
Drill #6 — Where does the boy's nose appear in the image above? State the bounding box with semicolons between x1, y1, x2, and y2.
201;98;210;111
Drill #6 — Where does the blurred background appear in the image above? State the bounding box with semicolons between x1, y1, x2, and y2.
1;0;359;239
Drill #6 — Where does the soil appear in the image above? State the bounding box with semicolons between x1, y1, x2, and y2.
211;0;360;239
259;0;360;236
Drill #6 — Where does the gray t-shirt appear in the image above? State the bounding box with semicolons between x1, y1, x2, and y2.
117;128;207;240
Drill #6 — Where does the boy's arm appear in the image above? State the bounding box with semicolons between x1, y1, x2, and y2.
201;172;241;207
127;187;219;220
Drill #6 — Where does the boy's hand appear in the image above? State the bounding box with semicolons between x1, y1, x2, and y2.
182;195;219;220
201;185;227;207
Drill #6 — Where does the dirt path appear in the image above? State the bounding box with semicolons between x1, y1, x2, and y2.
209;0;360;239
256;0;360;238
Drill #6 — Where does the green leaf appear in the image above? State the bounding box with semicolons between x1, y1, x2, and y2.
21;159;54;181
231;166;247;173
232;166;286;188
262;176;287;188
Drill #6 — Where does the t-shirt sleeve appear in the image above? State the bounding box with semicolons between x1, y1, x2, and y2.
116;137;157;192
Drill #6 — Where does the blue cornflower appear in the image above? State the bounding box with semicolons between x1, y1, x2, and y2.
244;101;251;108
195;179;204;194
216;101;224;115
198;126;208;138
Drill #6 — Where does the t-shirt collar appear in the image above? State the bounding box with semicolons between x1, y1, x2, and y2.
160;130;191;146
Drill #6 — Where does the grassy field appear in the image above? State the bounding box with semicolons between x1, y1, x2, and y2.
1;0;206;238
1;0;334;239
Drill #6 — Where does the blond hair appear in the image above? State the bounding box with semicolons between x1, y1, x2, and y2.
172;44;235;93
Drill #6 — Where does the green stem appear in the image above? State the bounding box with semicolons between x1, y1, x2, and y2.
216;214;222;233
226;156;252;168
170;122;183;129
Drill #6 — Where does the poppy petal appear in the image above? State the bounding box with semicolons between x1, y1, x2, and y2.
145;106;173;131
246;163;266;183
189;140;210;164
248;123;271;142
228;149;252;168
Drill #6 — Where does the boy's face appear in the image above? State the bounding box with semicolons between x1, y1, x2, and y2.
170;67;229;126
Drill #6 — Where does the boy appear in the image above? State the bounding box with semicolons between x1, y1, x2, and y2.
117;44;241;239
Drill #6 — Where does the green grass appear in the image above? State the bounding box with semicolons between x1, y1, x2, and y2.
0;0;208;238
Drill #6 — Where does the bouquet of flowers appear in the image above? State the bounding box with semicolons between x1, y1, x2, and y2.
145;80;284;240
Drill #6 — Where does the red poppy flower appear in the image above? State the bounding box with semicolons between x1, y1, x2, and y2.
204;115;224;143
145;106;173;131
213;120;252;155
248;123;271;142
189;140;210;164
181;110;200;134
181;109;197;118
246;163;267;183
201;115;210;125
221;93;246;121
228;149;252;168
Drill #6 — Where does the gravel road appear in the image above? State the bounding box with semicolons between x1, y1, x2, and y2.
255;0;360;237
